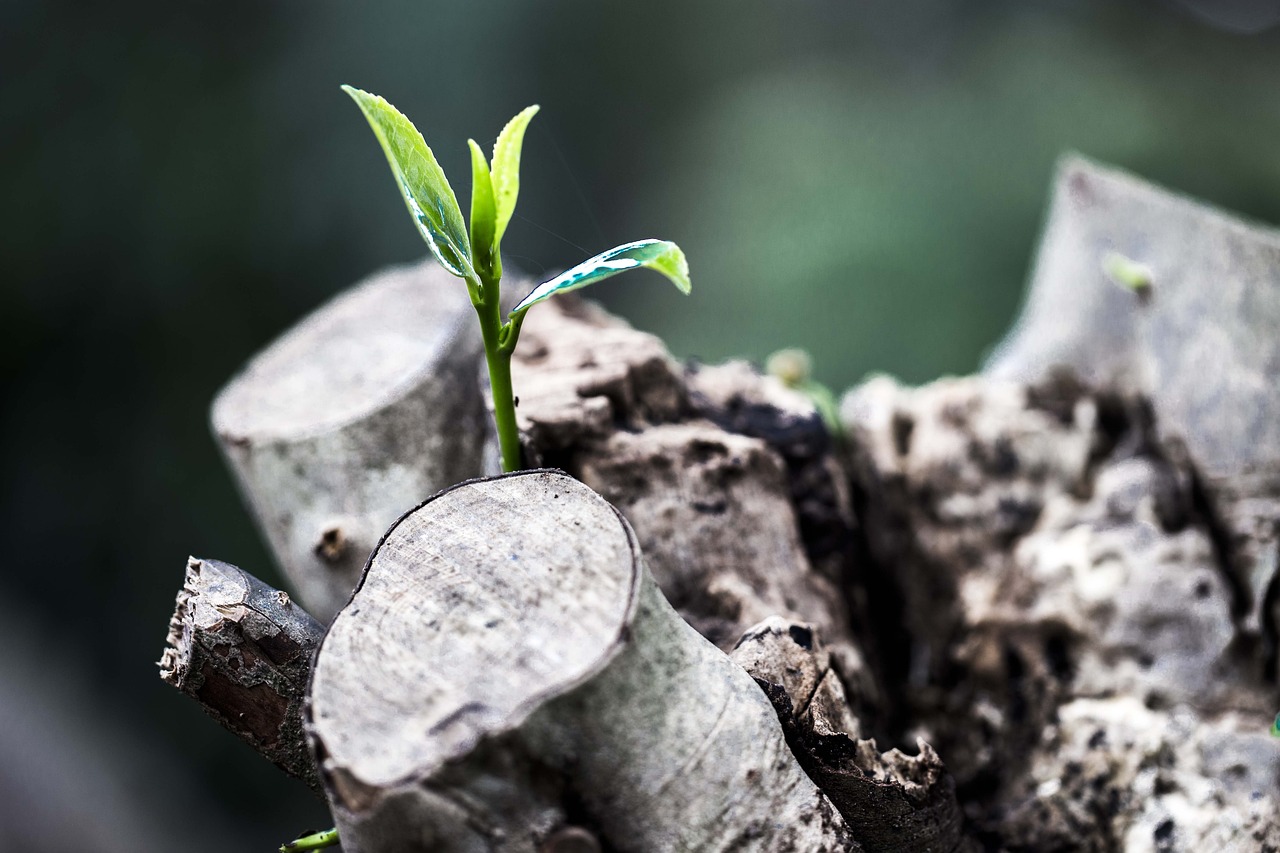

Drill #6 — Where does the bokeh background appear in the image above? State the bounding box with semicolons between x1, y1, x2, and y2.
5;0;1280;849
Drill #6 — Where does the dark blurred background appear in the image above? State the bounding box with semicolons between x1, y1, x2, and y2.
5;0;1280;849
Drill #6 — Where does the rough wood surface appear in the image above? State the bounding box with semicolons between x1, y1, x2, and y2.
732;617;969;853
505;299;874;695
986;156;1280;681
158;556;323;794
842;373;1280;851
307;470;855;853
212;259;486;620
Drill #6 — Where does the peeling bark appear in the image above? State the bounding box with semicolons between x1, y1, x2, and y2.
733;618;969;853
158;557;323;794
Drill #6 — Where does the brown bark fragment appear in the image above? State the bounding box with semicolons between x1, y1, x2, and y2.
733;617;968;853
159;557;323;794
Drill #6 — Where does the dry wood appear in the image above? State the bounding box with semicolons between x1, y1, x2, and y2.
307;470;856;852
732;617;968;853
212;259;486;620
506;299;873;692
842;372;1280;850
159;557;323;794
986;156;1280;679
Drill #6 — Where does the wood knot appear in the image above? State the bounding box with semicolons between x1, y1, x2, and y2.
539;826;600;853
314;525;348;563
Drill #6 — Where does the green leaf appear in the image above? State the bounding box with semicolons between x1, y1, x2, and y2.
468;139;497;273
342;85;473;278
490;105;539;247
510;239;691;317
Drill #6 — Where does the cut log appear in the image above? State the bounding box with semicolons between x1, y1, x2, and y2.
307;470;856;852
158;557;323;794
212;259;486;620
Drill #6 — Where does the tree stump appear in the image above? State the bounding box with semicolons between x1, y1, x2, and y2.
307;470;855;852
212;259;486;620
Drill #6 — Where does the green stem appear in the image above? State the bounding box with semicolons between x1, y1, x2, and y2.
475;273;522;473
280;827;339;852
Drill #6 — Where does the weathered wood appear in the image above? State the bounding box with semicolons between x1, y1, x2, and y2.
841;373;1280;850
158;557;323;794
307;470;856;852
732;617;968;853
985;156;1280;676
212;259;486;620
506;299;873;692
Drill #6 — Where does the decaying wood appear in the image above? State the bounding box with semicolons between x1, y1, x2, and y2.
732;617;968;853
842;372;1280;849
212;259;487;620
986;155;1280;679
158;557;323;794
506;299;876;702
307;470;856;853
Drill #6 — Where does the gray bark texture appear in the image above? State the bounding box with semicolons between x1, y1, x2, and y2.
306;470;856;853
211;259;487;621
158;556;323;794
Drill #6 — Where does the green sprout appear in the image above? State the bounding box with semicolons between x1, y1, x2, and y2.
280;827;339;852
343;86;692;472
765;348;842;440
1271;711;1280;738
1101;250;1153;302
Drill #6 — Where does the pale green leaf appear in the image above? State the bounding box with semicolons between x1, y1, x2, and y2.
510;239;691;317
468;139;497;273
342;85;473;278
490;105;539;246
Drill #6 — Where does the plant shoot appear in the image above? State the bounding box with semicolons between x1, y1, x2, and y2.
343;86;692;472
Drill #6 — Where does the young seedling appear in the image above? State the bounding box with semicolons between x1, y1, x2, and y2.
765;347;843;440
342;86;692;472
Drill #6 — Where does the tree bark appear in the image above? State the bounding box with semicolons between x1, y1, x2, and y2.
158;556;323;794
211;259;487;621
307;470;856;853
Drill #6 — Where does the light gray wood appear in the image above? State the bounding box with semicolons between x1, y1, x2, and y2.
985;157;1280;667
987;155;1280;481
158;557;323;794
307;470;856;852
212;259;486;620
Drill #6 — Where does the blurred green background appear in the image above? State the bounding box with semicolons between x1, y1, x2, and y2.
5;0;1280;849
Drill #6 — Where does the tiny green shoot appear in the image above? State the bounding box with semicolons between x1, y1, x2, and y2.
1101;250;1153;302
765;348;842;439
280;827;339;852
343;86;692;472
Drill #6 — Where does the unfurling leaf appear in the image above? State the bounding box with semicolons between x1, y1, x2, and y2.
510;239;691;318
342;85;473;278
468;139;497;273
491;105;539;247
